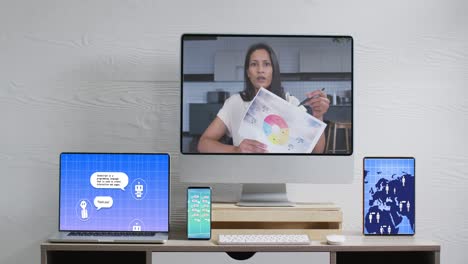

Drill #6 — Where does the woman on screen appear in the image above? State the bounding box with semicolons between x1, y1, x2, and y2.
198;43;329;153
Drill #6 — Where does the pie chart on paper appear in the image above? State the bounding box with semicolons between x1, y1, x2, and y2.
263;114;289;145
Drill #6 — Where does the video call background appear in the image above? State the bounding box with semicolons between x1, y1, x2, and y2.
182;36;352;154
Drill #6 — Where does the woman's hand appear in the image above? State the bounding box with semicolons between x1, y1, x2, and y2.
236;139;268;153
304;89;330;120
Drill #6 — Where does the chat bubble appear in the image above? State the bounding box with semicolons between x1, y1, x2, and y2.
94;196;114;210
90;172;128;191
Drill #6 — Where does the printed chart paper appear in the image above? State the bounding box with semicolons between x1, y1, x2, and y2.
238;88;326;153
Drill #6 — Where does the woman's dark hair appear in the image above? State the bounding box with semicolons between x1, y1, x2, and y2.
240;43;285;101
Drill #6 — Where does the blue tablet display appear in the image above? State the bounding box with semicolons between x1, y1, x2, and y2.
363;157;415;235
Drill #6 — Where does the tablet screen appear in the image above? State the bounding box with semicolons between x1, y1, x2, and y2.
363;157;415;235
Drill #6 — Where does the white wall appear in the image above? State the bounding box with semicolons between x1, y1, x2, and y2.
1;0;467;263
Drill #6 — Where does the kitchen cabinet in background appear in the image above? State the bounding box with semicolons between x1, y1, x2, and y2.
300;44;351;73
214;51;244;81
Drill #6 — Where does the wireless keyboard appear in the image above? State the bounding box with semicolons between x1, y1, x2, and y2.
218;234;311;245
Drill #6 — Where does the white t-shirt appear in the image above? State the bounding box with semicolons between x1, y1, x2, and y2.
217;93;306;146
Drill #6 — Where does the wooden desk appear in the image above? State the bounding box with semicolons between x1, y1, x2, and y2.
41;233;440;264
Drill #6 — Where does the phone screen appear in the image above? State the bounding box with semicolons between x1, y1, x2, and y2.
187;187;211;239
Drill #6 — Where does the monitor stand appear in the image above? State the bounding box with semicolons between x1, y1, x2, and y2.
236;183;295;207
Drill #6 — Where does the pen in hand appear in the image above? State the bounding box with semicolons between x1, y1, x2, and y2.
298;88;325;106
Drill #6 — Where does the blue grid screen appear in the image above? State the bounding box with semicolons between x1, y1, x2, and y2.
363;157;415;235
59;153;169;232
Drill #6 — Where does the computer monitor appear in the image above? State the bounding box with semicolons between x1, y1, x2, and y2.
180;34;354;206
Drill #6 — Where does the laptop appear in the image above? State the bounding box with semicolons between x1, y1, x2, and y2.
48;153;169;243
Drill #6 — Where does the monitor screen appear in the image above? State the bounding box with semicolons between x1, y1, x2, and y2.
181;34;352;155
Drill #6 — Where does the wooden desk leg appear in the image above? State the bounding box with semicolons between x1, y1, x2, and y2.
326;123;332;153
146;251;152;264
41;245;47;264
345;128;349;152
333;125;337;153
330;252;337;264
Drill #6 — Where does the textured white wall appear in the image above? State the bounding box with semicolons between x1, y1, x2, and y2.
1;0;467;263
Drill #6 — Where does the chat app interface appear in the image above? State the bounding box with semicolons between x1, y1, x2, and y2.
187;188;211;239
59;153;169;232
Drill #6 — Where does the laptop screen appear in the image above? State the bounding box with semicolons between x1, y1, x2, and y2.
59;153;169;232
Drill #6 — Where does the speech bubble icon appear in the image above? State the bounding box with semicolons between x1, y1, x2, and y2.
94;196;114;210
90;172;129;191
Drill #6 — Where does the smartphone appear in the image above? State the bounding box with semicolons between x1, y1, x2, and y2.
187;187;212;240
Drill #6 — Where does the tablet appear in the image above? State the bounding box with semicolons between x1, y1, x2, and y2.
363;157;415;235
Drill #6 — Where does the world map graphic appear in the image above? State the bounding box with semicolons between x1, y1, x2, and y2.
364;158;415;235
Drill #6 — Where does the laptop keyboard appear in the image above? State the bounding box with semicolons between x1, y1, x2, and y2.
68;231;157;237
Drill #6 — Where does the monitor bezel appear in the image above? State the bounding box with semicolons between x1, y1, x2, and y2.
58;152;170;233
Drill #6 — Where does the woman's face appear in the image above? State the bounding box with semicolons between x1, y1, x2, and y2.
247;49;273;92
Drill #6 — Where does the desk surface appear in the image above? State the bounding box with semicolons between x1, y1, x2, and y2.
41;233;440;252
